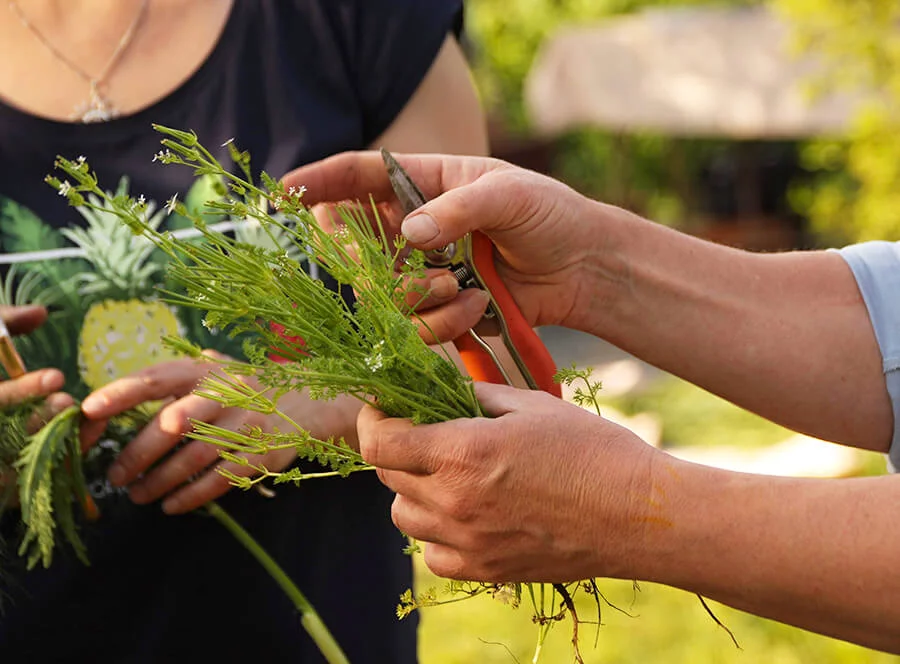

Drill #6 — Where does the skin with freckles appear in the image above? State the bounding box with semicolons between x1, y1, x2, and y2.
288;150;900;654
360;382;658;583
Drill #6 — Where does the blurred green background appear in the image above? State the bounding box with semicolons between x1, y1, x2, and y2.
416;0;900;661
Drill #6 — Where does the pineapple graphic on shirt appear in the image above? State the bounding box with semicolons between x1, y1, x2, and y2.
0;176;307;568
57;188;185;389
78;298;183;390
0;175;304;392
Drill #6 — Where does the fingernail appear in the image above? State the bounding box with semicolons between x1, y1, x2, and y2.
401;214;439;244
430;275;459;299
466;289;492;314
40;369;62;391
80;393;108;416
108;463;126;487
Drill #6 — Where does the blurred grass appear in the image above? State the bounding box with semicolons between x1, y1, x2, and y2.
416;560;899;663
416;372;896;662
599;375;801;450
599;373;889;475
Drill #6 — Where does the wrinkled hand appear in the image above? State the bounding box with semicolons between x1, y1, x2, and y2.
285;152;613;343
358;381;661;583
80;354;297;515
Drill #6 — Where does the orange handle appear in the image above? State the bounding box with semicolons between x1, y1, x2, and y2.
455;232;561;398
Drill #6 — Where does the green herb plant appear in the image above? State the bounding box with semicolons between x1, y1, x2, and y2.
0;172;350;659
43;125;726;663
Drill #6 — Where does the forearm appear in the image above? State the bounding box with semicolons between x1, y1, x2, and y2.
631;455;900;653
582;204;891;451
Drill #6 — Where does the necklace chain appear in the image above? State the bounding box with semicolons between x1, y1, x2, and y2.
8;0;148;123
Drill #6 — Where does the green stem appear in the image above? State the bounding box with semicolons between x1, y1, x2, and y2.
205;501;350;664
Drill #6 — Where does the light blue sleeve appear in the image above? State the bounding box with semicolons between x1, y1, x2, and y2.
836;241;900;471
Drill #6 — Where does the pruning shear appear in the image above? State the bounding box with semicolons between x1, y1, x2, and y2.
0;317;26;379
0;315;101;520
381;149;561;398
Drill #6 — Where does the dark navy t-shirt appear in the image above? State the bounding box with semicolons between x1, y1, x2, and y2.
0;1;462;661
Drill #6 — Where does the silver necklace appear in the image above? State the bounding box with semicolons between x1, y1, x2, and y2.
8;0;148;123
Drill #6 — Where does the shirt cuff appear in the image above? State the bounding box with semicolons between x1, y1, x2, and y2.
835;241;900;471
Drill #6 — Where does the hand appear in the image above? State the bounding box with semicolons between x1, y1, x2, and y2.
80;355;298;515
358;381;661;583
0;304;84;428
0;305;106;502
285;153;619;342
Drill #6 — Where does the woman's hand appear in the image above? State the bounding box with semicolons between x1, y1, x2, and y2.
358;381;660;583
80;355;300;515
0;305;104;503
285;152;619;342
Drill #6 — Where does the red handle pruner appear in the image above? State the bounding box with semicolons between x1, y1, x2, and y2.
381;150;561;398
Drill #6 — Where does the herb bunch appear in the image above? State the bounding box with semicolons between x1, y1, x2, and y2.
46;126;660;663
50;126;482;483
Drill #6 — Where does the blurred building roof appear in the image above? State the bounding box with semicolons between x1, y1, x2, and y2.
525;6;863;139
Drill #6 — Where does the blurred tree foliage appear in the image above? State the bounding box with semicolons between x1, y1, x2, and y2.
465;0;764;225
773;0;900;244
465;0;900;241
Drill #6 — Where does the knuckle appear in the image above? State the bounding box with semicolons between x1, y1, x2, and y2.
375;466;391;488
358;422;383;466
425;549;466;581
138;366;166;389
188;441;217;467
389;497;407;532
114;450;143;476
442;491;477;523
157;406;194;437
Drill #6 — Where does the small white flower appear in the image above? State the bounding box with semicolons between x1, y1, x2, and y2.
165;193;178;215
491;584;519;606
221;137;235;147
58;180;72;196
365;341;386;371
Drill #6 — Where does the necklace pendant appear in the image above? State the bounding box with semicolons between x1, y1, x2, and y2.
73;81;119;123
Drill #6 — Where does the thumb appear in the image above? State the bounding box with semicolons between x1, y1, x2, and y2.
400;166;575;263
399;168;526;251
0;305;48;336
472;381;550;418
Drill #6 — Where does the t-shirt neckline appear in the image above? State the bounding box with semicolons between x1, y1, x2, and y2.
0;0;242;143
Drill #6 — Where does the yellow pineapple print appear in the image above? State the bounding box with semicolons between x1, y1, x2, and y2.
78;299;184;390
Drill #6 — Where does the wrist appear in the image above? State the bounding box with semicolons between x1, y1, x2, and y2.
609;453;726;588
567;201;649;338
628;456;772;594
